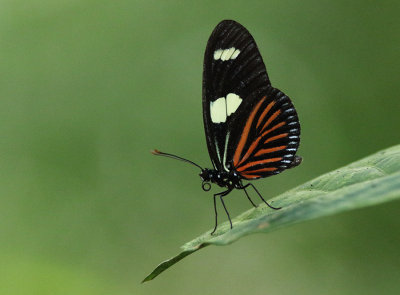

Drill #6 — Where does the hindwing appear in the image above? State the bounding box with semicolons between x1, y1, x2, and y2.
231;87;301;179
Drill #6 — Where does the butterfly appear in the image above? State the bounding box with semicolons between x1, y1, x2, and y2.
152;20;301;234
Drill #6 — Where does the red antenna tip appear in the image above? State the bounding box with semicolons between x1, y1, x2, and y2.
151;149;161;155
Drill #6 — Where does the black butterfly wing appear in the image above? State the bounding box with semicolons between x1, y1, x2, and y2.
202;20;271;171
202;20;301;178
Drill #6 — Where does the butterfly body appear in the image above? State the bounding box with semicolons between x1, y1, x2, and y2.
153;20;301;234
199;168;241;189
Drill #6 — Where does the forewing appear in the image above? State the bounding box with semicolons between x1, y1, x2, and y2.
202;20;271;171
232;86;301;179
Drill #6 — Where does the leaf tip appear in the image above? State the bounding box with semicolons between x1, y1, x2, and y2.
141;276;152;283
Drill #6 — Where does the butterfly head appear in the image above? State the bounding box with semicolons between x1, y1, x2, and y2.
199;169;213;191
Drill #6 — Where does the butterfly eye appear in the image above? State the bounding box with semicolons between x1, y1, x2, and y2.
202;181;211;191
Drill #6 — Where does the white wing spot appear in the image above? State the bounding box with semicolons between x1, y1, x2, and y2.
231;49;240;59
213;47;240;61
213;49;223;60
210;97;227;123
220;49;230;61
210;93;242;123
226;93;242;116
221;48;234;61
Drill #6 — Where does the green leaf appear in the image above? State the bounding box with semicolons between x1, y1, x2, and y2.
142;145;400;282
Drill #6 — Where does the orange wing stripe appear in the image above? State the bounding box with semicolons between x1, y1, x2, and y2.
260;121;286;138
260;110;281;133
236;121;286;166
233;96;266;166
237;137;262;166
256;101;275;128
236;157;282;172
239;167;279;179
239;173;261;179
235;120;287;168
254;145;287;157
241;167;278;174
264;133;289;144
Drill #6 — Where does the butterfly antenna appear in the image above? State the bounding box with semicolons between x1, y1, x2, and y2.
151;149;203;170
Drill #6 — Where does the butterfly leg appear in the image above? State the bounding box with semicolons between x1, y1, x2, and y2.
219;190;233;230
242;183;281;210
239;182;257;208
211;193;218;235
211;189;233;235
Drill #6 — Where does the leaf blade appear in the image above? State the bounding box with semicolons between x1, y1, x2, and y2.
143;144;400;282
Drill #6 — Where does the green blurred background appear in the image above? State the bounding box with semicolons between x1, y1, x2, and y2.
1;0;399;294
